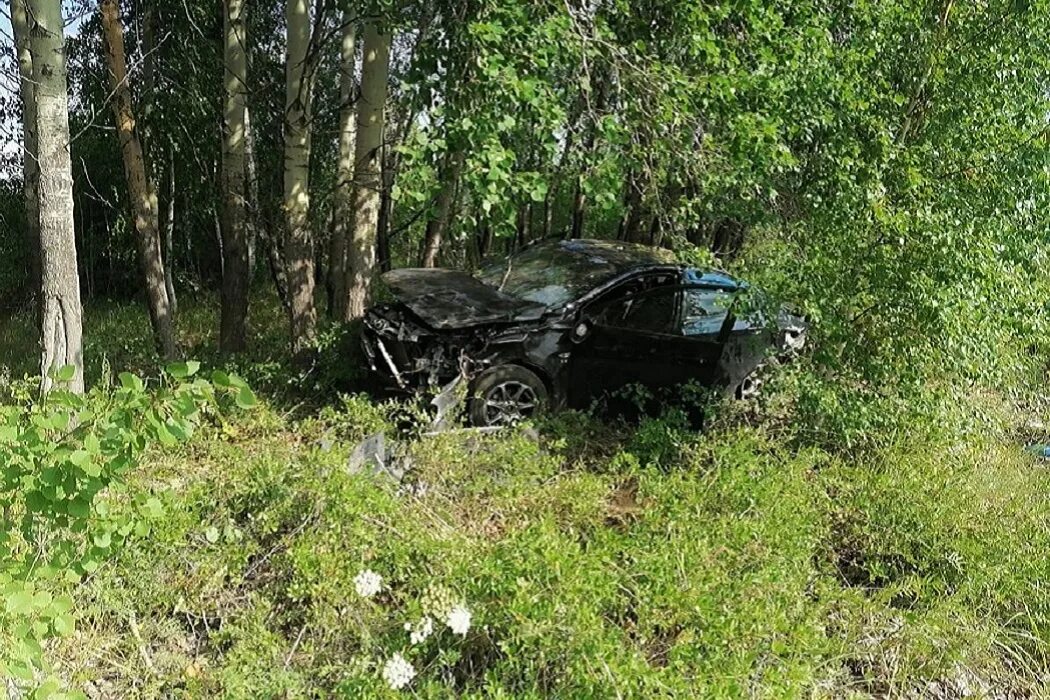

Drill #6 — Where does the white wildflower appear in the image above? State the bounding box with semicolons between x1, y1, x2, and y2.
408;616;434;645
353;569;382;598
382;652;416;690
446;605;472;636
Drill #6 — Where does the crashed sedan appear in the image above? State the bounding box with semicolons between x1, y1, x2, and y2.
362;239;806;426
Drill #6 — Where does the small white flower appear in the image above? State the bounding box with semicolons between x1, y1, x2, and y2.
446;605;472;636
382;652;416;690
353;569;383;598
408;616;433;645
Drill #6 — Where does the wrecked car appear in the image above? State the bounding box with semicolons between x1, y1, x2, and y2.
362;239;806;426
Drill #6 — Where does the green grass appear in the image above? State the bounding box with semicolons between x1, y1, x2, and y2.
3;296;1050;697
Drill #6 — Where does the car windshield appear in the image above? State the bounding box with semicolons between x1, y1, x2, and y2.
477;240;674;307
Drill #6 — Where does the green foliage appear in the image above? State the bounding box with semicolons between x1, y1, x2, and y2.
21;368;1048;697
0;364;253;693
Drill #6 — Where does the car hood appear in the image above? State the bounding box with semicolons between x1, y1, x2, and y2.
381;268;549;330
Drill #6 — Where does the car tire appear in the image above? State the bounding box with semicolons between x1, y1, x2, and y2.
469;365;549;427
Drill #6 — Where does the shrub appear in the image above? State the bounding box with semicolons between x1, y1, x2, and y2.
0;364;253;694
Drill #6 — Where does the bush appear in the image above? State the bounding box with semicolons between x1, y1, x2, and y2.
0;364;253;694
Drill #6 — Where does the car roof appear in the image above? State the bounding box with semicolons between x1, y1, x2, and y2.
530;239;744;290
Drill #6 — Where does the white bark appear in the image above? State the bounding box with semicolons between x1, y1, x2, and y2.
283;0;318;354
221;0;250;352
29;0;84;393
344;23;391;321
328;17;357;319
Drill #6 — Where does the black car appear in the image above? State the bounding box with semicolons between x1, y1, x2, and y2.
362;239;806;426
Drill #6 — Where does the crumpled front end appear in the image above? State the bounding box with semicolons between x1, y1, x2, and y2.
362;305;468;390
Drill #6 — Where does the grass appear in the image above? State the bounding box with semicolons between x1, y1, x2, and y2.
4;295;1050;697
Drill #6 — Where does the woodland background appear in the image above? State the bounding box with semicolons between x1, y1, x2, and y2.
2;0;1050;697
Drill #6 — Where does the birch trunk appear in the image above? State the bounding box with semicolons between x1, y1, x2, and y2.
10;0;40;312
29;0;84;394
164;156;177;315
101;0;178;360
327;18;356;319
344;23;391;321
221;0;250;353
283;0;318;354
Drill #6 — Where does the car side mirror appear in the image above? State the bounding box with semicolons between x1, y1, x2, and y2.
571;319;593;344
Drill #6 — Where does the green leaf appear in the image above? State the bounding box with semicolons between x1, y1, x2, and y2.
53;613;75;637
143;497;164;519
167;361;201;379
205;526;220;544
51;594;73;615
235;387;258;409
53;365;76;382
67;498;90;519
118;372;144;392
211;370;231;387
6;589;34;615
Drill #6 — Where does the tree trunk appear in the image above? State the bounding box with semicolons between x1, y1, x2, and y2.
10;0;40;314
101;0;178;360
283;0;319;355
220;0;250;353
570;181;585;239
475;219;491;263
328;17;356;318
515;202;528;250
421;150;463;267
29;0;84;394
244;105;258;277
164;155;178;315
621;175;647;244
376;124;401;274
344;23;391;321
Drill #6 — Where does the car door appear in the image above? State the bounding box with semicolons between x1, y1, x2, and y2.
676;286;736;386
568;282;683;407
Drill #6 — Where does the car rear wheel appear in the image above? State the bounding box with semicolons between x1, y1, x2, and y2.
469;365;548;427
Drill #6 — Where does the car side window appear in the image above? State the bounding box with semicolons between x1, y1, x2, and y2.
682;288;733;336
595;287;679;335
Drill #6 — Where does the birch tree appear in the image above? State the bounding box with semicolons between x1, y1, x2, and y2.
221;0;251;353
283;0;322;354
327;17;357;319
344;22;391;321
28;0;84;393
100;0;178;360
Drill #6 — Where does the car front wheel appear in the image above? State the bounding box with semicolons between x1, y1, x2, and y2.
469;365;548;427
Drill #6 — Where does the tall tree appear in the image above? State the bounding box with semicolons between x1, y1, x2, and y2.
283;0;322;354
221;0;251;353
29;0;84;393
327;16;357;318
344;22;391;320
100;0;178;360
10;0;39;312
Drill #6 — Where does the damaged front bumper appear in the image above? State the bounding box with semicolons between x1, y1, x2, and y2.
362;305;471;390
